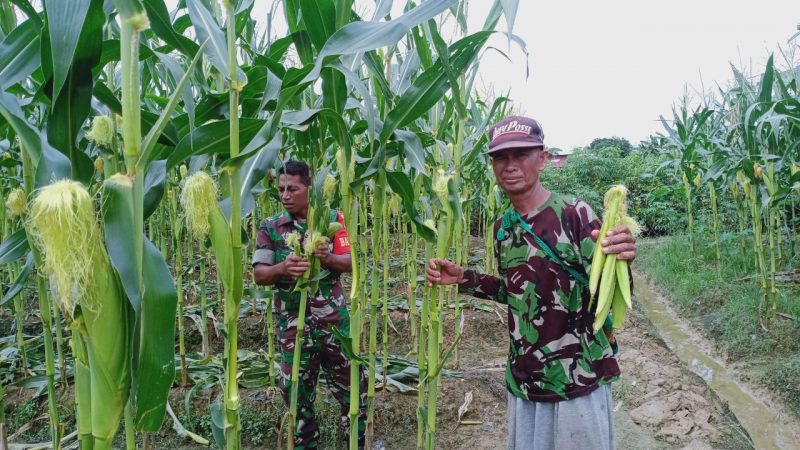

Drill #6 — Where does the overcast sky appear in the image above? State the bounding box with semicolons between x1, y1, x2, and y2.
461;0;800;150
204;0;800;151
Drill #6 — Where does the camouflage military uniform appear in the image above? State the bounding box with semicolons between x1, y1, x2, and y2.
253;210;367;449
459;193;620;402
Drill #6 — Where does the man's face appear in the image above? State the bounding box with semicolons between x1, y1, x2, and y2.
278;173;309;216
490;146;549;196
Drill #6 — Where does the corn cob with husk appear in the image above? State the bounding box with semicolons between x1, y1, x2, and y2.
28;180;132;450
588;185;639;332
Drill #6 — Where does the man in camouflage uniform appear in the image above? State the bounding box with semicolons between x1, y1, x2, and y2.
427;117;637;450
253;161;367;449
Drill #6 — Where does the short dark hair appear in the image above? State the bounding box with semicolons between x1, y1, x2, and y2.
278;160;311;186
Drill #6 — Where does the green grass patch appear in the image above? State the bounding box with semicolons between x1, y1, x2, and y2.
636;235;800;417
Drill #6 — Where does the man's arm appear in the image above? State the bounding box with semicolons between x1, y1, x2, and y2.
253;262;286;286
253;255;309;286
251;218;309;285
312;210;353;273
313;248;352;273
426;258;506;304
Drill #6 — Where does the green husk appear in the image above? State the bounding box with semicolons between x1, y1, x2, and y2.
29;180;131;446
590;184;639;331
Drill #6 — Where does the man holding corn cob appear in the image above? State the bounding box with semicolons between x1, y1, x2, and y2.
253;161;367;449
427;116;636;450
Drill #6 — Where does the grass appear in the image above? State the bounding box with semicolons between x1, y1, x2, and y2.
636;233;800;417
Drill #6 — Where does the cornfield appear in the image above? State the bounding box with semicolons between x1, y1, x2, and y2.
653;53;800;327
0;0;523;448
3;0;796;449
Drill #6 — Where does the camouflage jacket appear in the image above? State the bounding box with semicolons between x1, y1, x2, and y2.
459;193;620;402
252;210;351;324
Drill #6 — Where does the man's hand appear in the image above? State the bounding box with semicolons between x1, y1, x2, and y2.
312;239;332;268
426;258;465;287
282;254;309;278
591;224;636;262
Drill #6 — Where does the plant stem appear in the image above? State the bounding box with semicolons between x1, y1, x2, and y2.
51;293;67;386
176;225;187;388
223;3;244;449
709;183;721;264
200;248;210;357
366;186;383;448
416;242;432;450
287;254;319;449
381;184;390;388
683;173;695;253
124;400;136;450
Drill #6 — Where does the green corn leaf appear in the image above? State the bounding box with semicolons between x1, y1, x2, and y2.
331;326;367;364
381;31;492;144
142;0;199;58
230;131;281;218
386;170;436;242
283;0;314;64
209;402;226;449
102;174;142;314
425;19;466;118
0;252;33;306
208;205;235;296
0;17;41;89
133;236;178;431
93;82;180;146
302;0;456;82
299;0;336;51
46;0;104;183
139;42;206;170
97;39;155;71
0;228;29;265
499;0;520;36
0;92;71;186
328;61;376;143
167;118;266;170
186;0;246;84
757;55;774;106
43;0;91;100
394;129;426;173
266;34;294;61
9;0;41;26
152;50;196;130
143;160;167;220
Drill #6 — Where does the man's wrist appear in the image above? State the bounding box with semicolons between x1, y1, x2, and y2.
278;260;289;276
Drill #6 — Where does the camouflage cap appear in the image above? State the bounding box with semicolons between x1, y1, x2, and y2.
487;116;545;153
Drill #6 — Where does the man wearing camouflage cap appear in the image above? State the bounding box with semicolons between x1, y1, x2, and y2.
427;116;636;450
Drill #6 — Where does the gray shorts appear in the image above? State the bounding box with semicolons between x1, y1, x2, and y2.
507;384;615;450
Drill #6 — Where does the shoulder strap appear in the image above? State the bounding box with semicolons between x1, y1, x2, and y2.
498;208;589;287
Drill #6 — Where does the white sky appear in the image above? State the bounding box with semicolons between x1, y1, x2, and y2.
461;0;800;150
210;0;799;150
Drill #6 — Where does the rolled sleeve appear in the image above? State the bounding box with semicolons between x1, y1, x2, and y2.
252;248;275;266
252;220;276;266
